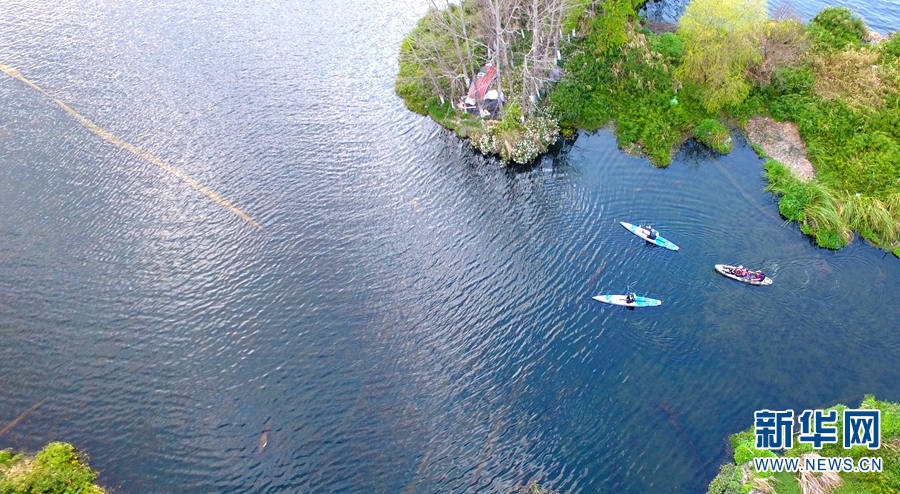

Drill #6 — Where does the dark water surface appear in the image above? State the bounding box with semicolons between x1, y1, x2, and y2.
1;1;898;493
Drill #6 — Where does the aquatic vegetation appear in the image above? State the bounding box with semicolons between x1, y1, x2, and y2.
764;160;900;251
0;442;105;493
0;63;262;230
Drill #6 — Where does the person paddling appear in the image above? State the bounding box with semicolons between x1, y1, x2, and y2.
645;225;658;240
625;292;637;304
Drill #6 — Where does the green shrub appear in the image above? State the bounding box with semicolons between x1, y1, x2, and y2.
881;33;900;62
588;0;635;56
807;7;866;52
707;463;741;494
731;430;776;465
776;185;813;221
649;32;684;63
677;0;766;112
693;119;732;153
771;66;816;96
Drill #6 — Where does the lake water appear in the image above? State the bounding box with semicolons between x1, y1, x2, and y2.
1;1;898;493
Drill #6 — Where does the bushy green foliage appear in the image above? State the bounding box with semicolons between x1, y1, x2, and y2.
0;442;104;494
693;119;732;153
807;7;866;53
550;21;712;166
706;463;741;494
396;32;434;115
881;33;900;63
649;33;683;64
770;66;816;97
587;0;635;56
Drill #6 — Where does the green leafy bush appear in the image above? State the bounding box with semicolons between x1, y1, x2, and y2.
0;451;19;471
770;66;816;96
731;430;776;465
677;0;766;112
881;33;900;62
587;0;635;56
706;463;741;494
649;33;683;63
807;7;866;52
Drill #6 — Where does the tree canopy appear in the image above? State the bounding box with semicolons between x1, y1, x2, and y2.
677;0;767;111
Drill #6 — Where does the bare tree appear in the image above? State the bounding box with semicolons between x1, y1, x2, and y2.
520;0;568;112
399;0;484;106
477;0;571;114
399;0;573;117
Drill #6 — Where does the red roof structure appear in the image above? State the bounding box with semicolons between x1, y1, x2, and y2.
466;64;497;101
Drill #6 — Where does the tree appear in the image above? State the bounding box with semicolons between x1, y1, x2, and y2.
395;1;484;114
476;0;571;114
677;0;767;112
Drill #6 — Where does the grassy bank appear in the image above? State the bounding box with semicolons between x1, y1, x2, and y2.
0;442;105;493
707;396;900;494
396;1;900;254
552;4;900;254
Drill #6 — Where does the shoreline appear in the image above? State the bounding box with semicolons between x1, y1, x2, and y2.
396;2;900;256
744;117;816;181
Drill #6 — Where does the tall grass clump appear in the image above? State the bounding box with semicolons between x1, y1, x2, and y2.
765;160;900;251
692;119;732;153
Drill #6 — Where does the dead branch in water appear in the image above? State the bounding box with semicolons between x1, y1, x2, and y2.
0;399;46;439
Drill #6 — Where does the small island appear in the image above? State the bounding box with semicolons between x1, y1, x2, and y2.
707;395;900;494
0;442;105;493
395;0;900;256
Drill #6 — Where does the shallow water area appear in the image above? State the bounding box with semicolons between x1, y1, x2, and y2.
1;1;899;493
